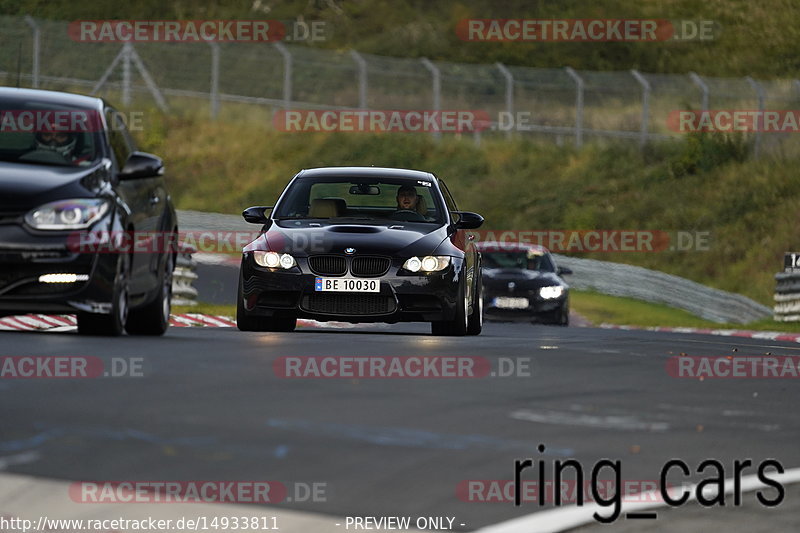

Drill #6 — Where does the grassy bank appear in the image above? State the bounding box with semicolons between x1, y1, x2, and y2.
137;112;797;307
9;0;800;78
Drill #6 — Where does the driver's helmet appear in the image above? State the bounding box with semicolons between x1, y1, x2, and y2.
34;130;77;158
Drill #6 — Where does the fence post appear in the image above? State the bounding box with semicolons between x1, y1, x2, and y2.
630;69;651;149
746;76;764;159
274;43;293;109
689;71;709;110
794;79;800;98
208;42;220;119
420;58;441;140
350;50;368;109
565;67;584;148
495;62;514;139
121;43;132;106
23;15;39;88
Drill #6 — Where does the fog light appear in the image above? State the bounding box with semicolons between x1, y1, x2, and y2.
39;273;89;283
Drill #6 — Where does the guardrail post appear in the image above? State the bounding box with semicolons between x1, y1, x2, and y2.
274;42;293;110
350;50;368;109
24;15;39;88
630;69;651;149
171;242;198;306
421;58;441;140
565;67;584;148
209;42;220;119
689;72;709;111
746;76;765;159
496;62;514;139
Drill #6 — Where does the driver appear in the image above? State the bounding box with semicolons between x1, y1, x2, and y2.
32;129;90;165
396;184;421;213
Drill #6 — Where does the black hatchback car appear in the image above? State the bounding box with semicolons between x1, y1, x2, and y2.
0;88;177;336
478;241;571;326
237;167;484;335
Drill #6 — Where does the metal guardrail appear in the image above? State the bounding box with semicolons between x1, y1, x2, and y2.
171;242;198;306
553;254;772;324
773;271;800;321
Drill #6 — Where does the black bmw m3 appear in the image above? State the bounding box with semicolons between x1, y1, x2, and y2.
237;167;484;335
477;241;571;326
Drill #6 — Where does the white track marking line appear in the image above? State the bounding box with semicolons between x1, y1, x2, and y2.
185;313;230;327
172;314;203;327
475;468;800;533
213;315;237;327
13;315;55;330
2;316;32;330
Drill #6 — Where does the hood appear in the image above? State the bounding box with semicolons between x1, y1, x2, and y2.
246;221;449;257
0;161;107;211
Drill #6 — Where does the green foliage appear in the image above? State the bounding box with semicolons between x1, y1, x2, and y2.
5;0;800;77
667;132;749;179
133;110;800;307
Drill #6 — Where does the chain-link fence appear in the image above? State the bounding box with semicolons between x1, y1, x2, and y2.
3;16;800;155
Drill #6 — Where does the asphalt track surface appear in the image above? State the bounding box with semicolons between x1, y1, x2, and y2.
1;319;800;531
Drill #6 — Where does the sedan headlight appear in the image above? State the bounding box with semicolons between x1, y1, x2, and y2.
403;255;451;273
25;199;109;230
539;285;565;299
254;251;296;269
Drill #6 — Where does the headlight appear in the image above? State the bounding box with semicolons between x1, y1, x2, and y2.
25;199;109;230
254;251;296;269
540;286;564;299
403;255;450;273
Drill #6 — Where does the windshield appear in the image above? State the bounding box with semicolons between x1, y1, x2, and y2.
482;251;555;272
274;176;445;223
0;101;102;167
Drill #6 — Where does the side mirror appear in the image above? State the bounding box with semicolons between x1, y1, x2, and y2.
557;266;572;276
119;152;163;180
453;211;484;230
242;206;273;224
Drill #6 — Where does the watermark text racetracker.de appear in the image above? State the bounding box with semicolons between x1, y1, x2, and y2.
470;230;711;253
273;110;491;133
69;19;327;43
669;110;800;133
0;109;144;133
273;356;532;379
456;19;718;42
668;355;800;379
69;480;326;504
0;357;143;379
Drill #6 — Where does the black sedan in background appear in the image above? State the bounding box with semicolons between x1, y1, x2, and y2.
237;167;484;335
477;241;571;326
0;88;177;336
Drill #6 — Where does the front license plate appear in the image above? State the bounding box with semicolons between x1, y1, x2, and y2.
494;296;529;309
315;277;380;292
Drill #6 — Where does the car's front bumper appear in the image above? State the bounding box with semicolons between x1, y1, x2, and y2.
483;287;567;322
240;253;465;323
0;224;119;316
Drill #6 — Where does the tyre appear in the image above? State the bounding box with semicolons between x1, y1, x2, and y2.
466;274;483;336
77;254;129;336
431;277;468;336
126;252;174;336
236;269;296;332
546;303;569;327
